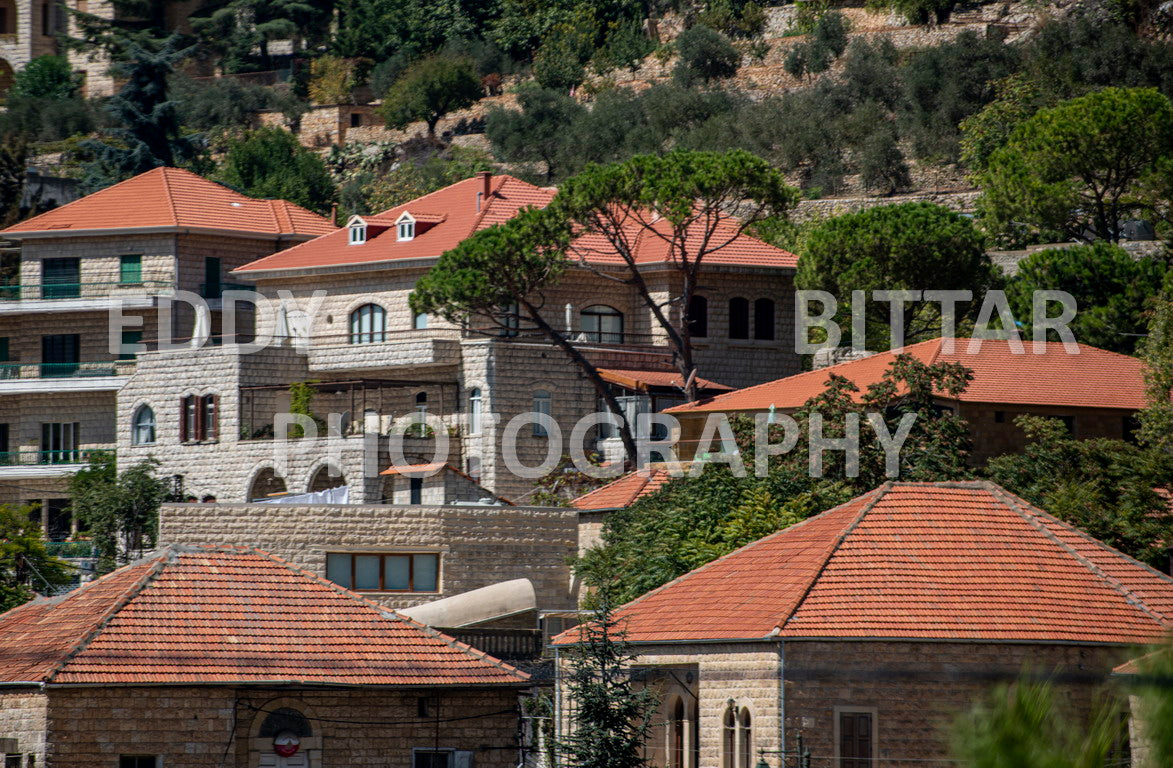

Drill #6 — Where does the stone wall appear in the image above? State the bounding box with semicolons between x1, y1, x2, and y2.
961;401;1133;465
781;639;1130;768
158;501;579;611
0;691;47;766
39;685;523;768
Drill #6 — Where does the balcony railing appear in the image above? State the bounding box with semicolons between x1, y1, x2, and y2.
200;282;254;299
0;281;174;301
0;361;130;380
0;448;112;466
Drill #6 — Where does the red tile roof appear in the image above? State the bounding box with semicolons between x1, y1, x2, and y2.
2;168;334;238
668;338;1149;415
556;481;1173;644
596;368;733;393
235;174;797;274
571;469;672;511
0;545;528;686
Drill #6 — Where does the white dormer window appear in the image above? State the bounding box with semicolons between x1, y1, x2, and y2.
396;212;416;241
346;215;367;245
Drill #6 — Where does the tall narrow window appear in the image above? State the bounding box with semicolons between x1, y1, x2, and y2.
468;388;482;435
839;711;874;768
738;708;752;768
409;476;423;505
753;298;775;341
132;405;156;445
580;305;624;343
729;297;750;339
722;706;736;768
119;255;142;285
349;303;386;343
688;295;708;338
203;257;221;299
671;698;686;768
41;1;50;35
201;394;218;440
532;390;551;437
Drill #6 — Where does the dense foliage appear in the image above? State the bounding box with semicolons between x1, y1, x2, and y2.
67;454;170;573
216;126;337;214
0;505;73;611
378;55;483;139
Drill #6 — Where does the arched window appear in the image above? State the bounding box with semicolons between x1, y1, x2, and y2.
738;708;752;768
132;405;156;445
414;311;429;329
349;303;386;344
532;390;551;437
671;698;686;768
729;297;750;339
688;295;708;338
581;305;624;344
258;707;312;738
248;468;287;501
754;298;775;341
468;387;483;435
722;706;736;768
309;464;346;492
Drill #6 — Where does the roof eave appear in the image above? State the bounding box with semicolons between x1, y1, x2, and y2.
4;226;323;242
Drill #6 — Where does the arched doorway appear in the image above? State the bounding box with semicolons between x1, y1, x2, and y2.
248;467;287;501
252;704;320;768
308;464;346;493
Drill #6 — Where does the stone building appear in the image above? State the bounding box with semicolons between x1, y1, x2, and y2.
0;544;532;768
116;172;801;503
667;337;1150;465
0;167;331;532
157;500;581;616
552;481;1173;768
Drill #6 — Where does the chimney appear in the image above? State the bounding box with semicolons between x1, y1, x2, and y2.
478;171;492;200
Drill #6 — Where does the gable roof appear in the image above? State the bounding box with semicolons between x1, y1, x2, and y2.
556;481;1173;645
0;545;528;687
234;174;797;275
2;168;334;239
571;469;672;511
667;338;1149;415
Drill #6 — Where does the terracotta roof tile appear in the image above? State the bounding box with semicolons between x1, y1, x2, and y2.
2;168;334;238
668;338;1149;414
0;545;528;686
235;175;797;274
571;469;672;511
596;368;732;393
555;482;1173;644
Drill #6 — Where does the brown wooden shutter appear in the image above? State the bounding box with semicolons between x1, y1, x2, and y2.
179;397;188;443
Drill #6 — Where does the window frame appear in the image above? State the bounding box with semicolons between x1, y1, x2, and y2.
753;298;775;341
580;305;624;344
349;303;387;344
467;388;483;435
119;254;143;286
397;215;416;241
132;404;156;446
532;390;551;437
326;551;440;593
179;394;218;443
688;294;708;338
729;297;750;339
349;223;366;245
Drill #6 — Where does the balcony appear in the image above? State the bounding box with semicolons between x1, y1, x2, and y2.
0;281;174;314
0;360;134;394
0;448;112;479
307;330;462;373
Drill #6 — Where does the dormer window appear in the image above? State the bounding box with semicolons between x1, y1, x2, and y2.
347;215;367;245
396;213;416;241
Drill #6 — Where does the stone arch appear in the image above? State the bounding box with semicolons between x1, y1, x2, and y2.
247;466;287;501
307;462;346;493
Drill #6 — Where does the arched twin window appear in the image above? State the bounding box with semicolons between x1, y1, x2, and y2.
722;704;753;768
132;405;156;445
581;305;624;344
349;303;386;344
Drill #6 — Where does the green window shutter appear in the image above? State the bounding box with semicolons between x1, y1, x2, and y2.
119;255;142;285
119;330;142;361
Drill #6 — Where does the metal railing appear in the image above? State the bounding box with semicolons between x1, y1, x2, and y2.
200;282;255;299
0;361;130;380
0;280;173;301
0;448;112;466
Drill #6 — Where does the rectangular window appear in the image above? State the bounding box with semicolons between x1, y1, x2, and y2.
0;423;10;456
5;754;21;768
119;330;142;361
40;422;79;463
180;395;218;442
119;757;159;768
838;711;874;768
409;476;423;505
119;255;143;285
203;257;221;298
325;553;440;592
41;258;80;299
41;333;79;377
